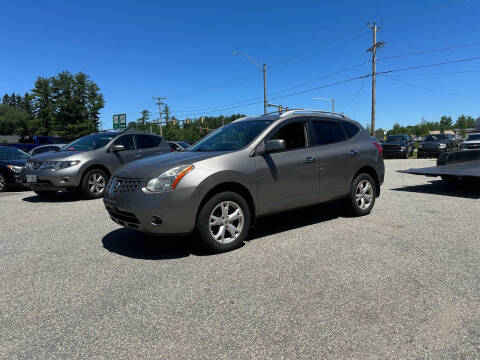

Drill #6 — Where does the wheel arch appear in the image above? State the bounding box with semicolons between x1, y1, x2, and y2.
196;182;257;227
353;166;380;197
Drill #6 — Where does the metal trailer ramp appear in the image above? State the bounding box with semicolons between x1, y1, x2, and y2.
398;150;480;179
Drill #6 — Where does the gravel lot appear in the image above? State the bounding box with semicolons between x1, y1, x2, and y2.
1;158;479;359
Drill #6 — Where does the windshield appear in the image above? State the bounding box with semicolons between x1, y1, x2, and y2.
0;146;31;160
467;134;480;141
386;135;407;142
424;134;448;141
188;120;273;152
64;133;115;151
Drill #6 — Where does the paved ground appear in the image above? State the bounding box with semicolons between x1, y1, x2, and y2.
1;159;479;359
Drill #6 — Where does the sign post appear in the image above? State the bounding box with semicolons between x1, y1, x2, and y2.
113;114;127;130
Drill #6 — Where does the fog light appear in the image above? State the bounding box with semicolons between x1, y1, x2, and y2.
58;177;70;183
151;216;162;225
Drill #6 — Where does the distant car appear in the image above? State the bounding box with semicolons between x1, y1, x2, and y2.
418;134;458;158
29;144;66;156
6;135;64;153
381;134;414;158
459;133;480;151
168;141;191;152
22;131;170;199
0;146;31;192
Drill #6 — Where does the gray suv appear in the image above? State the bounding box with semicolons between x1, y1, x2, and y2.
23;131;170;198
103;110;384;252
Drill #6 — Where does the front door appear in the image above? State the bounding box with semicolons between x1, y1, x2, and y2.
255;118;319;215
109;134;140;172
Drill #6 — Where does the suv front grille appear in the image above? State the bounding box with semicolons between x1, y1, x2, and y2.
108;177;143;194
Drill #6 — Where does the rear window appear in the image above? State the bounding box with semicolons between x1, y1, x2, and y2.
311;121;346;145
342;121;360;138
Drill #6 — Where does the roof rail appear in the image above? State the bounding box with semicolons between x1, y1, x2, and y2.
279;109;347;119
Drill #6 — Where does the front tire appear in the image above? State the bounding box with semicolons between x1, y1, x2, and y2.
345;173;376;216
196;191;251;252
80;169;108;199
0;174;6;192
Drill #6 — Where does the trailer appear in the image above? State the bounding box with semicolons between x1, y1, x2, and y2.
399;150;480;182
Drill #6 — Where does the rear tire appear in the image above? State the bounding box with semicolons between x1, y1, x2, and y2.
0;174;6;192
345;173;376;216
196;191;251;252
80;168;108;199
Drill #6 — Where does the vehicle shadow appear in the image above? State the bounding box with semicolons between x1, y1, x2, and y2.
101;201;344;260
22;191;82;203
102;229;199;260
392;180;480;199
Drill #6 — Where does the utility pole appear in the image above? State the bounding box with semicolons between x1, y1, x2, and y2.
366;22;385;136
263;64;267;114
312;97;335;112
153;97;166;137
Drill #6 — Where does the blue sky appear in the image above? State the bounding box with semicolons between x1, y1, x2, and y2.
1;0;479;130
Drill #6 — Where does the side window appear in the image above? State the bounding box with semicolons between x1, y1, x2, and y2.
269;121;307;151
113;135;135;150
342;121;360;138
169;143;180;151
311;121;346;145
135;134;156;149
149;135;163;146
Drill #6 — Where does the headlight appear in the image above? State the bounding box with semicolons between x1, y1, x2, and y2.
40;160;81;170
439;143;447;149
401;146;407;150
146;165;194;192
6;165;23;173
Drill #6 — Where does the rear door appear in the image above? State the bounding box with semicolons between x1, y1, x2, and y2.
136;134;167;157
255;118;319;214
310;118;359;201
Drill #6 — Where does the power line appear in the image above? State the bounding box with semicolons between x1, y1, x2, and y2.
375;56;480;75
382;76;480;100
377;41;480;62
377;69;480;76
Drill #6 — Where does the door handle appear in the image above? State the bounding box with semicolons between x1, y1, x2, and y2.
304;156;316;163
349;150;358;155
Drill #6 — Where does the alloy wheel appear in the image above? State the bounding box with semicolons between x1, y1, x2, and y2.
355;180;374;210
209;201;244;244
88;173;105;194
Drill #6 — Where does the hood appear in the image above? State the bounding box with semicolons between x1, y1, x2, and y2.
31;150;86;161
421;141;447;148
382;141;405;147
0;158;28;167
114;151;227;179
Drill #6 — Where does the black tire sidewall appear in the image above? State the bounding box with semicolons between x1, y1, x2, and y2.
196;191;251;252
0;173;6;192
81;169;108;199
346;173;376;216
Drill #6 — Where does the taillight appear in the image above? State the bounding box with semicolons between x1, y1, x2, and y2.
373;141;383;155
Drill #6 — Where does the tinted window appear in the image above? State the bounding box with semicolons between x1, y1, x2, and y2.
189;120;273;152
311;121;346;145
0;147;31;160
113;135;135;150
269;121;306;150
149;135;163;146
65;133;115;151
169;142;180;150
136;134;157;149
342;121;360;138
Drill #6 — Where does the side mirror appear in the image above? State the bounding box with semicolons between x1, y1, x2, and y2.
111;144;125;152
264;139;286;154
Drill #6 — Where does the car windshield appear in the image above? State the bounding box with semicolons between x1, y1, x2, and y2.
64;134;115;151
188;120;273;152
0;146;31;160
385;135;407;142
467;134;480;141
424;135;448;141
179;142;190;148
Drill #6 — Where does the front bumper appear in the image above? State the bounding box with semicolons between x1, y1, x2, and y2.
382;147;407;158
103;177;200;235
22;166;82;191
417;148;445;158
